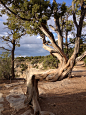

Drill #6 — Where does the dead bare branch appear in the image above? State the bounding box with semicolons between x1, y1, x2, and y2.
76;51;86;62
0;47;11;51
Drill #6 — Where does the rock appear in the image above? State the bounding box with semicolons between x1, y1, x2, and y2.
6;86;27;111
0;104;4;115
0;93;4;102
39;81;62;90
21;110;31;115
38;79;72;92
81;76;85;77
5;82;24;88
38;87;46;95
40;111;55;115
0;93;4;115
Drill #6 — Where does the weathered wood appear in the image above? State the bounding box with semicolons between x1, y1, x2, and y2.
76;51;86;62
32;76;41;114
39;25;67;63
26;0;86;114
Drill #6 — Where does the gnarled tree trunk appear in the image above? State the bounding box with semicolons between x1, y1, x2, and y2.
24;0;86;114
25;33;86;114
25;2;86;113
0;0;86;114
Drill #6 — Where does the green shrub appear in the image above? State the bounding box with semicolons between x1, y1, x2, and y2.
16;55;59;70
16;57;25;61
20;63;28;73
43;55;58;69
83;57;86;66
39;58;44;63
31;59;39;65
0;52;11;79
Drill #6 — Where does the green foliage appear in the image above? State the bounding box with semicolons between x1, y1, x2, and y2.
1;5;26;51
65;20;74;32
31;59;39;65
16;56;25;62
3;13;25;40
52;1;67;18
1;0;85;70
14;0;51;35
39;57;45;63
69;37;86;56
31;56;44;65
20;63;28;72
79;38;86;55
64;47;74;58
30;55;59;69
16;55;59;69
84;57;86;66
73;0;86;15
1;0;68;36
43;55;58;69
0;52;11;79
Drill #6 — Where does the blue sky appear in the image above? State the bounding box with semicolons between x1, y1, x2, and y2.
0;0;73;57
50;0;72;6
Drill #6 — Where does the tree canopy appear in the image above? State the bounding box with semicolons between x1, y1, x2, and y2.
0;0;86;114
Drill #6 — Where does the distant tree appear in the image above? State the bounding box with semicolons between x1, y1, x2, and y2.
0;13;26;79
63;6;74;58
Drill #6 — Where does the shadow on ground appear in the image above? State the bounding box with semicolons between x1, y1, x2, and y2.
39;91;86;115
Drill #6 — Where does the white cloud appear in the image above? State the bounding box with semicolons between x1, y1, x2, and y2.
47;17;55;33
0;21;49;57
68;34;74;39
0;19;8;37
0;14;7;21
68;15;73;20
20;35;42;44
0;34;50;56
0;14;50;57
37;35;41;39
0;12;51;57
0;34;3;37
15;35;49;57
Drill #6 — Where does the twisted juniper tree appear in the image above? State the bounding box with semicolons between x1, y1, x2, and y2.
0;0;86;114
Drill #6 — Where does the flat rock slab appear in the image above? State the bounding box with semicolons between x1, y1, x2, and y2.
5;82;24;88
38;87;46;95
6;86;27;111
0;93;4;115
0;104;4;115
39;79;71;91
0;93;4;102
21;110;31;115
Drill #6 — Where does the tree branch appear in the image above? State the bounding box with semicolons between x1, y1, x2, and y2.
76;51;86;62
39;24;67;62
43;44;63;62
0;47;11;51
0;1;32;21
79;7;85;35
55;19;62;36
53;0;62;36
49;25;57;31
79;0;84;7
72;0;78;28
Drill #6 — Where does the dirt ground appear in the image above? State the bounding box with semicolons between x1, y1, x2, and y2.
0;61;86;115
